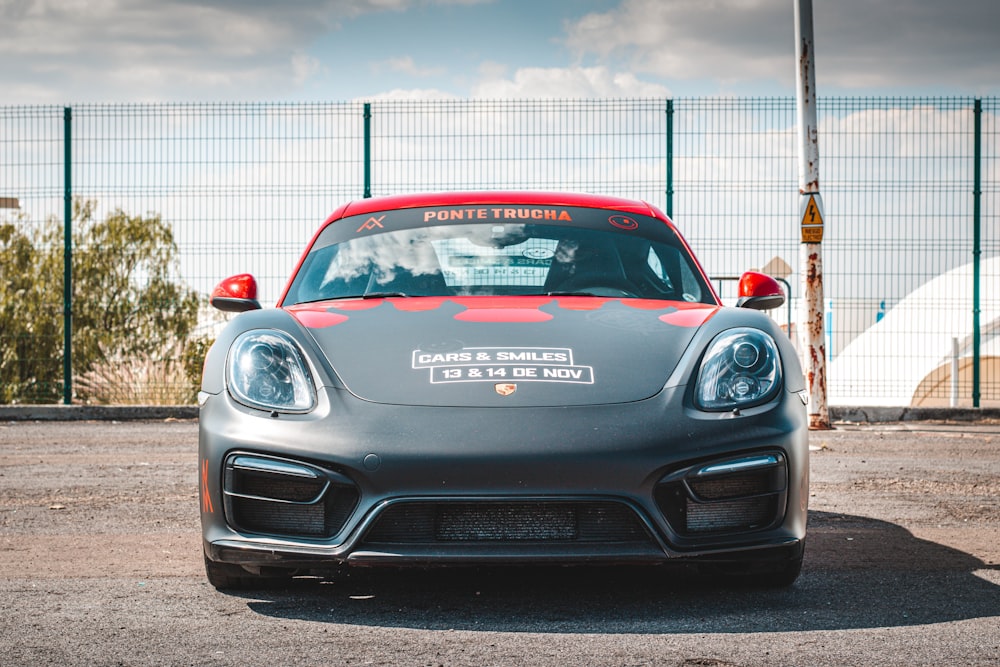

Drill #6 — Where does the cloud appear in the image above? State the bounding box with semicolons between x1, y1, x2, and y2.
377;56;447;78
564;0;789;85
4;0;997;105
292;52;324;86
472;66;670;99
0;0;489;103
362;87;461;101
564;0;1000;92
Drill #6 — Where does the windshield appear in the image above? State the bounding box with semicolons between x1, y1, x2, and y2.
283;210;713;304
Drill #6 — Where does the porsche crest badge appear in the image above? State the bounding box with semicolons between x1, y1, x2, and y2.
494;383;517;396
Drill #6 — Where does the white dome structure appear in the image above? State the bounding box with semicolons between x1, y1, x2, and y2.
829;257;1000;407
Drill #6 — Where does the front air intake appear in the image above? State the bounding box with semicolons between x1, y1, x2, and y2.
223;453;359;539
655;452;787;536
362;501;651;545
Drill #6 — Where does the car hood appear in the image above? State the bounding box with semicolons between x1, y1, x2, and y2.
285;296;719;407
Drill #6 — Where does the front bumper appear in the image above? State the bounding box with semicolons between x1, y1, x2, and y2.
199;383;808;571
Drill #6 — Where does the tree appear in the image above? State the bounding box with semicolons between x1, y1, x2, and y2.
0;200;201;403
0;215;62;402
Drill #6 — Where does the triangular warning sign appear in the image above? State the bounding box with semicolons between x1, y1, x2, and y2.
800;194;824;243
801;194;824;227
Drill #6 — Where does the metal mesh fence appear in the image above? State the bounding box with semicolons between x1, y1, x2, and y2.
0;98;995;406
820;98;983;406
0;107;66;403
368;99;668;199
671;98;800;322
975;97;999;408
70;103;365;303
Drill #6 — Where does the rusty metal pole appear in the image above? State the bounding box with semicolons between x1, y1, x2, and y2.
795;0;830;429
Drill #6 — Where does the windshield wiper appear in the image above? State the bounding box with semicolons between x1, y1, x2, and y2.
361;291;409;299
293;292;410;304
543;290;597;297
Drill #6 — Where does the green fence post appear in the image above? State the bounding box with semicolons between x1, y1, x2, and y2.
665;99;674;218
363;103;372;199
972;98;982;408
62;107;72;405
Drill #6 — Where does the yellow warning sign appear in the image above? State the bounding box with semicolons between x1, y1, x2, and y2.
801;195;824;226
800;194;824;243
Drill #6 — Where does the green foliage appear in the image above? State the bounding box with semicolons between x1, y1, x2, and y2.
70;200;201;373
0;200;202;403
181;335;215;396
0;216;62;402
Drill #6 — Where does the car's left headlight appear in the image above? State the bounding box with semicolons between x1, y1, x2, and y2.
695;327;781;411
227;330;316;413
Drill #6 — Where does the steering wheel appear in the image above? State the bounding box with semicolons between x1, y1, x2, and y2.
554;278;641;298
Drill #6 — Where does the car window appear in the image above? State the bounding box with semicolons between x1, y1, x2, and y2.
285;219;712;304
647;246;704;303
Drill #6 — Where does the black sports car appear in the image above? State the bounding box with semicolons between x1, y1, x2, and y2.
199;191;809;589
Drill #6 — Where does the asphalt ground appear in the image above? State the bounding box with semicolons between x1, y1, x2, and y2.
0;419;998;667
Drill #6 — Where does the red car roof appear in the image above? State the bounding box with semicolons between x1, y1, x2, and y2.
330;191;666;221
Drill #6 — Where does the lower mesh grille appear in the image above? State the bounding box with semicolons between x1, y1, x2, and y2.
231;497;326;536
684;496;778;533
229;486;360;538
688;473;772;500
235;472;324;502
363;501;650;545
438;504;577;541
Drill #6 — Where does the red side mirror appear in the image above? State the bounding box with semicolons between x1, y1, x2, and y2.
210;274;262;312
736;271;785;311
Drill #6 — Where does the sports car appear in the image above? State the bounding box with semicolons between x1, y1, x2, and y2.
199;191;808;589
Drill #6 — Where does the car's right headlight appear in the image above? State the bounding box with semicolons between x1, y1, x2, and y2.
695;327;781;411
226;330;316;413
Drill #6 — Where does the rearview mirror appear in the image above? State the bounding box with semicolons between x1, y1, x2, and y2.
210;274;262;312
736;271;785;311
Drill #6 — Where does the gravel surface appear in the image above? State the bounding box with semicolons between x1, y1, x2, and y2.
1;419;998;666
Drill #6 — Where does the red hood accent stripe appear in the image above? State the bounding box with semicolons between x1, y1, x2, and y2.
285;296;718;328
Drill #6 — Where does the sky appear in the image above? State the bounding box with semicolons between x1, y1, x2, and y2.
2;0;998;105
